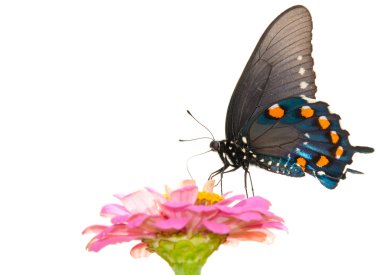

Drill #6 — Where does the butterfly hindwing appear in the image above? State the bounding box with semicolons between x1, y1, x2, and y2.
243;96;373;189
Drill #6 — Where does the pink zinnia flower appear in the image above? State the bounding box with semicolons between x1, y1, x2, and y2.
83;180;286;274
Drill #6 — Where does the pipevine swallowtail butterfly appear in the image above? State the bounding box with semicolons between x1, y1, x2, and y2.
207;5;374;195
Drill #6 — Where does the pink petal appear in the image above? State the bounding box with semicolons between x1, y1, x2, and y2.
203;220;230;234
187;205;218;213
110;214;130;224
168;185;198;204
144;187;167;204
231;212;263;222
234;196;271;210
260;221;288;231
113;193;126;199
180;179;196;187
130;243;152;258
202;180;215;193
185;215;203;234
255;210;276;217
215;205;246;214
87;234;150;252
119;190;160;215
221;191;232;198
82;225;107;234
101;204;130;218
160;202;192;219
155;217;189;230
228;229;273;243
95;224;128;238
217;194;246;206
162;201;191;210
224;238;239;246
165;180;196;195
111;213;149;227
127;214;150;228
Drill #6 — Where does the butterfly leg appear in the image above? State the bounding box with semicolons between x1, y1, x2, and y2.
243;167;254;197
209;153;231;179
209;164;229;195
221;166;240;175
208;165;228;180
216;166;240;194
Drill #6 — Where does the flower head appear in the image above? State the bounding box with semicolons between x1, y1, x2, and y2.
83;180;286;274
84;179;285;250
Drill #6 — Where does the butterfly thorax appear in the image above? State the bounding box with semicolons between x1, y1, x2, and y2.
210;139;254;168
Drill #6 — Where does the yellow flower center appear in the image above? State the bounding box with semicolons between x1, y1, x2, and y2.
196;191;223;205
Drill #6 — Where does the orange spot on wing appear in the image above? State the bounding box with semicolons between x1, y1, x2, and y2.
318;116;330;129
330;131;339;144
268;104;285;119
300;106;314;118
296;157;307;171
335;146;344;159
316;155;329;167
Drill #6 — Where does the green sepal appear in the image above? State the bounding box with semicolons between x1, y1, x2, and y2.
144;233;226;275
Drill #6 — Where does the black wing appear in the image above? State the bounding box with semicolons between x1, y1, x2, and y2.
226;5;316;140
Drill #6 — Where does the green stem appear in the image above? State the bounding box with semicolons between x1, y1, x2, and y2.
171;262;203;275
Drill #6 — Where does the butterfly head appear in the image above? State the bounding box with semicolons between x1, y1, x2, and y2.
210;140;221;152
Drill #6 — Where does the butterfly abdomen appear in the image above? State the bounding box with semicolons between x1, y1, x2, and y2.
254;154;305;177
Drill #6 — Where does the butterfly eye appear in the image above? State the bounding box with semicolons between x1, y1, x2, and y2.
210;141;220;151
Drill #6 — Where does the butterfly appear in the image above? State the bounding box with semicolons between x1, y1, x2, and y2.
208;5;374;194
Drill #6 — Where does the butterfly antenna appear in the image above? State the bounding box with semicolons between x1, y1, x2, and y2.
179;137;213;142
186;110;215;140
185;149;212;179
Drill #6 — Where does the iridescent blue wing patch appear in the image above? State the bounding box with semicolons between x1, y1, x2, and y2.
243;96;374;189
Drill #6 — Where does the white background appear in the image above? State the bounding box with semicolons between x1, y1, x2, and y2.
1;1;379;274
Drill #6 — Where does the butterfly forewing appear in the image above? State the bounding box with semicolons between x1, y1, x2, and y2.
226;6;316;140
